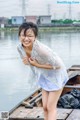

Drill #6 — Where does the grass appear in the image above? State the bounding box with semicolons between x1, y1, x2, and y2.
0;26;80;32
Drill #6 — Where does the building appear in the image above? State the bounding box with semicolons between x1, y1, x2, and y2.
39;16;51;24
0;17;8;27
11;16;24;25
25;15;51;25
25;16;38;24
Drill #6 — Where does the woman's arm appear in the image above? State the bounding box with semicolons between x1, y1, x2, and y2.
29;58;60;70
37;63;60;69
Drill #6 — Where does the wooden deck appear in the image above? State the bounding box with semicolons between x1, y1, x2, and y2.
9;107;80;120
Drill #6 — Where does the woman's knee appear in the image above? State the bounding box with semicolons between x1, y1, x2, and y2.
43;104;47;111
47;103;56;112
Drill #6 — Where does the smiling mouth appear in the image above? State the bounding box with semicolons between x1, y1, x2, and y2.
24;41;30;44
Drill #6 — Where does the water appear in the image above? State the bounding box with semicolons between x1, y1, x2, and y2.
0;30;80;111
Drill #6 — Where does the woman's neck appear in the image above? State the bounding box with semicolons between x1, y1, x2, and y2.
26;45;33;51
22;44;33;51
22;44;33;58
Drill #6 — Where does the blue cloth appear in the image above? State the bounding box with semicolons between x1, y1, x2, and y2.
38;74;68;91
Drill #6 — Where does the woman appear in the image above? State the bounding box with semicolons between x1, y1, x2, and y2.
17;22;69;120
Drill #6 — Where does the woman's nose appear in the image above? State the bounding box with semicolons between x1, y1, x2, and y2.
25;36;29;40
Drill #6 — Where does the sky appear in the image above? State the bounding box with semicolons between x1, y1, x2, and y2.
0;0;80;19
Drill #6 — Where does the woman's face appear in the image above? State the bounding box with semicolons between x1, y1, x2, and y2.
20;28;36;48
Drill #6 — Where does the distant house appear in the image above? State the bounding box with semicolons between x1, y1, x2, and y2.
0;17;8;27
11;16;24;25
39;16;51;24
25;16;38;24
25;15;51;25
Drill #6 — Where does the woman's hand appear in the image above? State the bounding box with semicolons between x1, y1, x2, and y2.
28;57;39;67
28;57;61;69
53;66;61;70
22;57;29;65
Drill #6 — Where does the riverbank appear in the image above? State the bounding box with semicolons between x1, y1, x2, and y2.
0;26;80;32
39;26;80;32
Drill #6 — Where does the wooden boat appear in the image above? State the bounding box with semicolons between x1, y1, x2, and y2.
9;65;80;120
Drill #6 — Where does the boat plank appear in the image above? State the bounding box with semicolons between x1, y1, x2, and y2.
9;106;24;118
10;107;72;120
26;107;44;118
66;109;80;120
9;106;32;118
71;65;80;67
69;67;80;71
68;71;80;79
57;108;72;120
68;71;74;77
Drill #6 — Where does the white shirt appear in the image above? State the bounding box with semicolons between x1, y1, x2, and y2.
17;40;69;90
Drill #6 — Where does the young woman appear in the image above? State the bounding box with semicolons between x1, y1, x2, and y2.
17;22;69;120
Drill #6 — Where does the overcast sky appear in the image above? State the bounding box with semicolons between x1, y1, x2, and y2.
0;0;80;19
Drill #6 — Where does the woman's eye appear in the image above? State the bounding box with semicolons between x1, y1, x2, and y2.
29;36;32;37
29;35;34;37
21;35;24;37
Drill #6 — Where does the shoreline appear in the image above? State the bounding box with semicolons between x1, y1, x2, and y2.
0;26;80;32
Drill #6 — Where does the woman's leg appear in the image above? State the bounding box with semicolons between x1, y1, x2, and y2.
42;89;49;120
47;88;63;120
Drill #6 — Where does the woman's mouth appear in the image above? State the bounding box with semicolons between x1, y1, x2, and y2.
24;41;30;44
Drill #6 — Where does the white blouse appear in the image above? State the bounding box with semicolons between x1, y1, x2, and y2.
17;40;69;90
